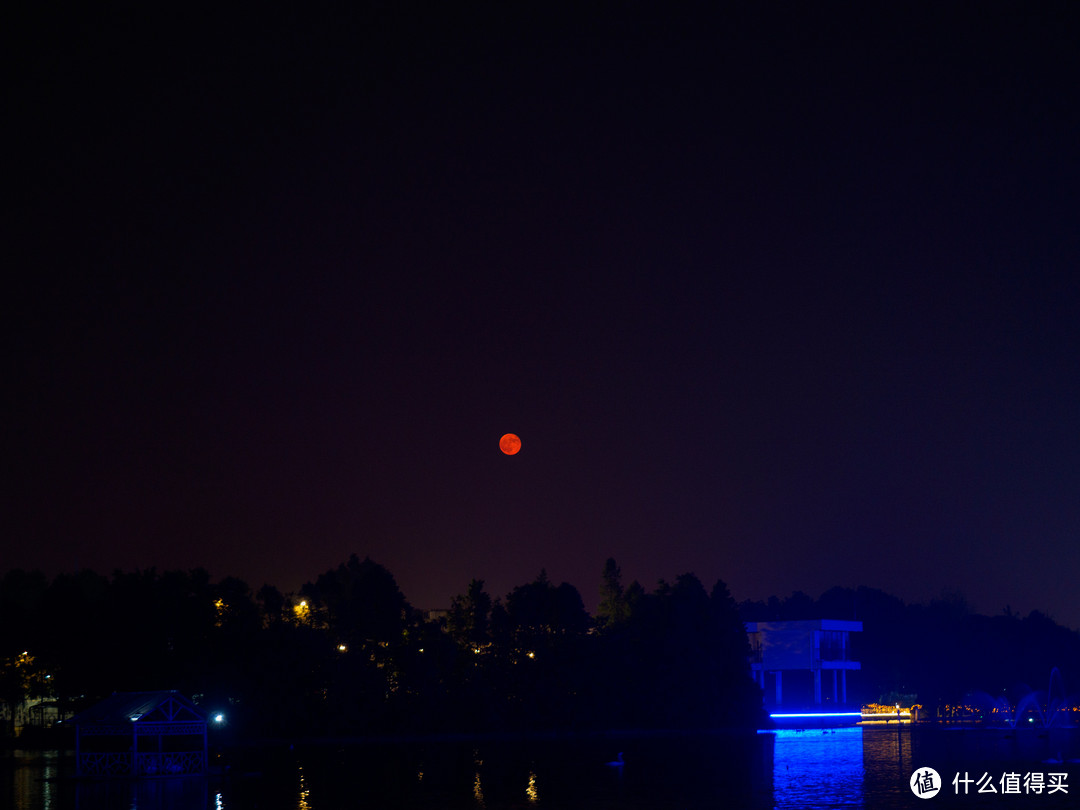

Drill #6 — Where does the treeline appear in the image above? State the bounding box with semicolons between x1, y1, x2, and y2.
0;557;762;739
740;587;1080;713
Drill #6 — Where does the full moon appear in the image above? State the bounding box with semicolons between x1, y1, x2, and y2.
499;433;521;455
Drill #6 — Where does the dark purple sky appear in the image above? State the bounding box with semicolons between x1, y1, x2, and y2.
7;5;1080;627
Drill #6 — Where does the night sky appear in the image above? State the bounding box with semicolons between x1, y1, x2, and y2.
7;5;1080;628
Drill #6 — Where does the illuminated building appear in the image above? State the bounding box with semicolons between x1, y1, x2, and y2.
746;620;862;709
71;691;208;777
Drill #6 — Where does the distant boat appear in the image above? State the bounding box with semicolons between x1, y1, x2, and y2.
605;753;625;767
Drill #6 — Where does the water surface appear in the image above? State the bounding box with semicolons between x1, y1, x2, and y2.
4;726;1076;809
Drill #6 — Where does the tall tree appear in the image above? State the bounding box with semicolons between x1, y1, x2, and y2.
302;554;410;646
597;557;629;628
448;579;492;649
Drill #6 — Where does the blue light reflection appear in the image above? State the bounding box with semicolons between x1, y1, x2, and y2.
766;726;864;807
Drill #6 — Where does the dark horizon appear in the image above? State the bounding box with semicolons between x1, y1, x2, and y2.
1;554;1070;634
5;555;1078;738
7;5;1080;629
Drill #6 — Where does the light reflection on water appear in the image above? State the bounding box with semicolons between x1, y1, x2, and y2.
5;751;63;810
42;752;57;810
770;727;865;807
472;747;485;807
7;728;1078;809
297;763;310;810
472;770;484;807
525;769;538;804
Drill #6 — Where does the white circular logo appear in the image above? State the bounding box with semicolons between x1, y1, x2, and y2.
910;767;941;798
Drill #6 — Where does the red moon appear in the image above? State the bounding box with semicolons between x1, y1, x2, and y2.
499;433;521;455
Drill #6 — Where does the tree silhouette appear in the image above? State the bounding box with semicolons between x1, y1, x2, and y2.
597;557;629;628
448;579;492;650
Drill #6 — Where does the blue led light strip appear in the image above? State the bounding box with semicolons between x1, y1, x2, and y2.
769;712;862;718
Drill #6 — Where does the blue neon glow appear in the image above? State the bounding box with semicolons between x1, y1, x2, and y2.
770;712;862;718
769;726;864;806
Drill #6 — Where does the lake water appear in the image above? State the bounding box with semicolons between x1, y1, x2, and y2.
3;726;1077;808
